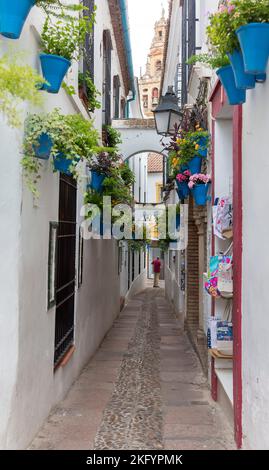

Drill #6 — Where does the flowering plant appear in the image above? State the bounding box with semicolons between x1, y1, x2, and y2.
167;126;209;170
207;1;269;56
188;173;211;189
207;1;238;55
176;170;191;184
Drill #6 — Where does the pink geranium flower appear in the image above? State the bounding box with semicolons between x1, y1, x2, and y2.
188;173;211;188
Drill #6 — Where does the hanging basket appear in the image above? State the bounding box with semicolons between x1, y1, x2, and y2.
176;180;190;198
39;54;71;94
33;133;53;160
236;23;269;75
0;0;35;39
216;65;246;106
91;171;105;192
193;183;210;206
228;50;256;89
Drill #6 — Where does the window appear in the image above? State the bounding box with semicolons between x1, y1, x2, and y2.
152;87;159;106
113;75;120;119
156;61;162;72
159;30;162;38
143;95;148;108
102;30;112;125
83;1;95;79
54;174;77;368
143;88;148;93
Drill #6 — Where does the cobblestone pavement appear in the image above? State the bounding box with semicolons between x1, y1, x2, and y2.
30;288;235;450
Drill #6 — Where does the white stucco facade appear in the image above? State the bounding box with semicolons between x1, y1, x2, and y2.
0;1;144;449
241;67;269;450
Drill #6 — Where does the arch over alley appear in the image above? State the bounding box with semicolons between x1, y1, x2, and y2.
112;119;169;160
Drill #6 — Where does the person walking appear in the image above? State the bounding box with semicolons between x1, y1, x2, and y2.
152;257;161;288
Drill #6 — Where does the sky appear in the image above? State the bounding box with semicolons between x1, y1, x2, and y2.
128;0;169;77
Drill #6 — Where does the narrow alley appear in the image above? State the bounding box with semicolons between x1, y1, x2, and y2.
30;286;234;451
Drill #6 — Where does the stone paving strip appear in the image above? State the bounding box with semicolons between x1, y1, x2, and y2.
30;288;235;450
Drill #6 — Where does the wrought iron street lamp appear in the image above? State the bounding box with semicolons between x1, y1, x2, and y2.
153;86;182;136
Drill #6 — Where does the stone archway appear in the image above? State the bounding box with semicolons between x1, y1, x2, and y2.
112;119;169;161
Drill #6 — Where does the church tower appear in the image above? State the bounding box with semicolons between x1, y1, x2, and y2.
138;9;168;118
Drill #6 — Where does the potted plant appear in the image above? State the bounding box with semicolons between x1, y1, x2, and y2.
0;0;35;39
40;13;93;93
188;53;246;105
232;0;269;75
176;170;191;199
78;72;101;113
88;151;121;192
22;109;99;195
188;173;211;206
207;1;256;89
207;1;269;84
0;1;83;40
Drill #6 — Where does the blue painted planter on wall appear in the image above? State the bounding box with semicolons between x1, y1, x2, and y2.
33;133;53;160
91;171;105;192
236;23;269;75
176;188;184;200
216;65;246;105
193;184;210;206
256;73;267;83
40;54;71;94
187;156;203;174
176;180;190;198
0;0;35;39
53;154;78;176
228;50;256;89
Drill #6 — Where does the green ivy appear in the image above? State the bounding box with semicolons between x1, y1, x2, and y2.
187;53;230;70
0;53;45;128
41;12;94;62
78;72;101;112
103;125;122;149
22;109;99;197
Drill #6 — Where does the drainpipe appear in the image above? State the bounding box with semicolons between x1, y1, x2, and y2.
119;0;135;118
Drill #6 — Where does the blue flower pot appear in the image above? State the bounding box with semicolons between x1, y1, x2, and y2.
236;23;269;75
40;54;71;94
0;0;35;39
176;188;184;201
91;171;105;192
53;154;79;176
216;65;246;106
193;184;210;206
33;133;53;160
196;136;208;158
256;73;267;83
176;180;190;198
228;50;255;89
179;164;189;173
188;156;203;174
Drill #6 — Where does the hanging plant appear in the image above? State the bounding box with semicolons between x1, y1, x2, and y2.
39;11;95;93
0;53;45;128
21;109;99;197
78;72;101;113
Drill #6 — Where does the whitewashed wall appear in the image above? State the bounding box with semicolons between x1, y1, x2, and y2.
147;171;163;203
242;66;269;450
0;1;132;449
